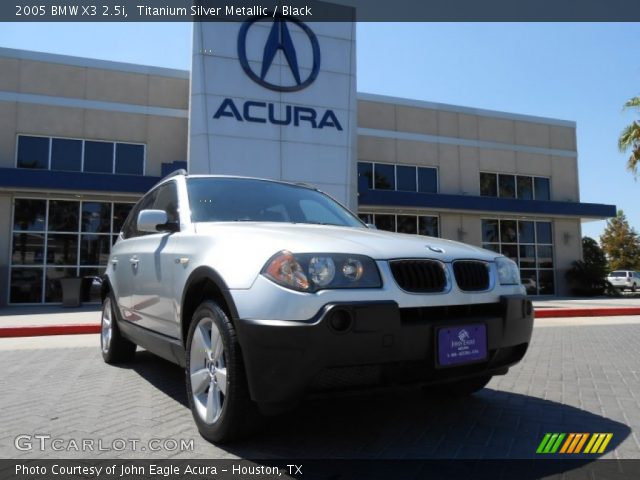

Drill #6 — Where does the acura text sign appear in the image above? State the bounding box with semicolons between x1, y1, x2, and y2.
188;3;357;208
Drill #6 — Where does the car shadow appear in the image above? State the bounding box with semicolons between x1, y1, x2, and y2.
127;351;631;467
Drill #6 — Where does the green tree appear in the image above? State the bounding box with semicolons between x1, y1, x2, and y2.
618;96;640;177
565;237;611;296
600;210;640;271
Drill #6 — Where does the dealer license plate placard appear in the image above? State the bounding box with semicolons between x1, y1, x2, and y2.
437;324;487;367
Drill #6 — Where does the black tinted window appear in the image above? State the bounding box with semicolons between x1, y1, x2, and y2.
153;182;180;224
51;138;82;171
122;191;157;239
17;136;49;169
187;178;363;228
84;141;114;173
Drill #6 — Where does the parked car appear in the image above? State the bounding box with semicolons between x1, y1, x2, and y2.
100;170;533;442
607;270;640;292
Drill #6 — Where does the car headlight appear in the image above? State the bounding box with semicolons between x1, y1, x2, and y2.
262;251;382;292
495;256;521;285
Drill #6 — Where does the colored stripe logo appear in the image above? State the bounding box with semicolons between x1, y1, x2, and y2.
536;433;612;454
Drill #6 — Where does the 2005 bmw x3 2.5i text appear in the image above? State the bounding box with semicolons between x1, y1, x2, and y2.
100;170;534;442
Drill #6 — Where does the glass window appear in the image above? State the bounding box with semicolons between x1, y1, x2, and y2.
520;270;537;295
518;221;535;244
112;203;134;233
299;200;345;226
500;220;518;243
45;267;77;303
418;216;439;237
153;182;180;224
17;136;49;169
498;174;516;198
46;234;78;265
80;234;111;266
82;202;111;233
537;245;554;268
11;233;44;265
358;213;373;225
519;245;536;268
517;176;533;200
480;173;497;197
536;222;553;244
482;218;555;295
10;268;43;303
501;244;518;260
357;162;373;190
538;270;555;295
115;143;144;175
79;268;104;303
534;177;550;201
397;215;417;234
122;190;158;239
374;214;395;232
48;200;79;232
186;178;362;227
396;166;417;192
482;219;500;243
418;168;438;193
51;138;82;172
374;164;395;190
13;199;46;232
84;141;114;173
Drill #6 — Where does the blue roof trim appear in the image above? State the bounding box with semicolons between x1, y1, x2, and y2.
0;168;159;194
358;187;616;219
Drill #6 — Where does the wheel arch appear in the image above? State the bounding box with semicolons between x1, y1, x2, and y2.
180;266;239;347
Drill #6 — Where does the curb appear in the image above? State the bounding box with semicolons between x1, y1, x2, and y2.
0;307;639;338
535;307;640;319
0;324;100;338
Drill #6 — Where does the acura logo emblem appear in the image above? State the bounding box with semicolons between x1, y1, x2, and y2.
237;16;321;92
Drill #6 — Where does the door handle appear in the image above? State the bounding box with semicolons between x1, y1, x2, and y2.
129;256;139;265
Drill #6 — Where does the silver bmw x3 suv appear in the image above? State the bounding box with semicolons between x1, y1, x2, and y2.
100;170;534;442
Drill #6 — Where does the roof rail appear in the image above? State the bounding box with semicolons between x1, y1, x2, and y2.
151;168;187;189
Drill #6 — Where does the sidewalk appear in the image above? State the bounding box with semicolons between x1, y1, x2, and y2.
0;297;639;338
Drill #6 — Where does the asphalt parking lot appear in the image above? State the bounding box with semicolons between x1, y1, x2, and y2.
0;316;639;461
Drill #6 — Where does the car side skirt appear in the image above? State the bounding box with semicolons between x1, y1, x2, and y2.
118;319;185;367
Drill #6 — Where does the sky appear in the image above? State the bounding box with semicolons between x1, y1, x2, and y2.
1;22;639;241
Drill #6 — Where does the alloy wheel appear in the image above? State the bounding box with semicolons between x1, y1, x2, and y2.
189;317;228;424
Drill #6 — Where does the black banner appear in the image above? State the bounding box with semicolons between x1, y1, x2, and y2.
4;0;640;22
3;459;640;480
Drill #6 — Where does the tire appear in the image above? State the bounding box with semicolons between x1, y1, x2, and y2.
101;293;136;364
185;301;256;442
632;283;637;293
440;375;492;397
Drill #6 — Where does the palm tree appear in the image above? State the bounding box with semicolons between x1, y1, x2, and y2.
619;96;640;177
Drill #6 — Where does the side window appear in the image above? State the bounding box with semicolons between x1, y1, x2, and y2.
121;190;157;239
153;182;180;225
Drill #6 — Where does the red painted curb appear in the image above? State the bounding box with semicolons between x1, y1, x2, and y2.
0;324;101;338
0;307;639;338
535;307;640;318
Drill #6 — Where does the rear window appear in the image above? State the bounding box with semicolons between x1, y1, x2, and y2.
609;271;628;277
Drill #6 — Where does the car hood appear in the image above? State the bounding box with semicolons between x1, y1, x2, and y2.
193;222;498;263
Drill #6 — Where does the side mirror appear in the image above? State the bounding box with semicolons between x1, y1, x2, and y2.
137;210;178;233
366;223;377;230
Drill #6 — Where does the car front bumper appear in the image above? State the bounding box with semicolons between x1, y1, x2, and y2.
234;295;534;404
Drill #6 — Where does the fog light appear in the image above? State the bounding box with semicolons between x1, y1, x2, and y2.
328;309;352;333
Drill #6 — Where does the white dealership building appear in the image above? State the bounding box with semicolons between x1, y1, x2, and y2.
0;18;615;305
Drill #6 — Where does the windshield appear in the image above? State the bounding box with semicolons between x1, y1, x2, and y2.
609;271;628;277
187;177;365;228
